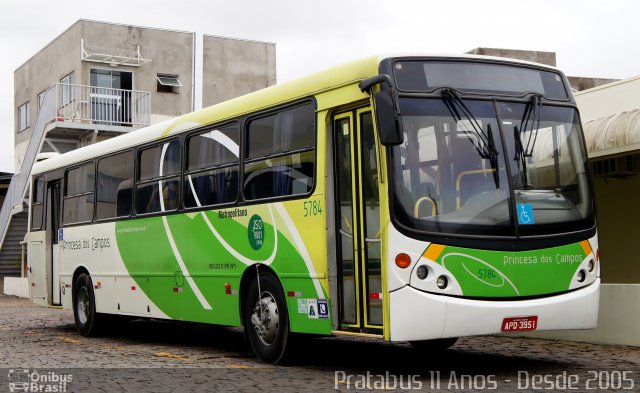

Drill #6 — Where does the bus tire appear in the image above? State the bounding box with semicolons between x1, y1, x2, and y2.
244;273;289;364
410;337;458;351
73;273;101;337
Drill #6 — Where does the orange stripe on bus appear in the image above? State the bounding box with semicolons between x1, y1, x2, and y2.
423;244;446;262
579;240;592;257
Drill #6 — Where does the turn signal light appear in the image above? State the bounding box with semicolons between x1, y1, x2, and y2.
395;253;411;269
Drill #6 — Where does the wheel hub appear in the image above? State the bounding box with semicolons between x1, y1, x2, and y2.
76;287;89;325
250;291;279;346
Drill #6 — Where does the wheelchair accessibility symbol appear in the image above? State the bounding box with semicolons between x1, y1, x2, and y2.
517;203;534;225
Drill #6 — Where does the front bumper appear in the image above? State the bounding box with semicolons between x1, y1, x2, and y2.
389;278;600;341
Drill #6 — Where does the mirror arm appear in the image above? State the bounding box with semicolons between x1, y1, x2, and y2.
359;74;404;146
358;74;400;109
359;74;394;92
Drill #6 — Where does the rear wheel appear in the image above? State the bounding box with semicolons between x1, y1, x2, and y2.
73;273;102;337
244;273;289;364
410;337;458;351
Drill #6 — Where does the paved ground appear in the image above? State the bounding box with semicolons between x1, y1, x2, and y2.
0;285;638;392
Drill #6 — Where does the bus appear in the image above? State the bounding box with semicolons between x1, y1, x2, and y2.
28;54;600;363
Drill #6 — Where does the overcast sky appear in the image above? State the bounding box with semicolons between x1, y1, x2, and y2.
1;0;638;173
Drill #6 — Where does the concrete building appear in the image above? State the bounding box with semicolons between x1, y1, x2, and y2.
202;35;277;108
1;19;276;278
14;19;276;172
467;47;557;67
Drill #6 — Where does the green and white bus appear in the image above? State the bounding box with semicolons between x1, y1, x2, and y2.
28;54;600;363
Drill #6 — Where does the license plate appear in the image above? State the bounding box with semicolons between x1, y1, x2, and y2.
501;316;538;332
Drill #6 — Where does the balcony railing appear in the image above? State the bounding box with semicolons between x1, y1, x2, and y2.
43;83;151;129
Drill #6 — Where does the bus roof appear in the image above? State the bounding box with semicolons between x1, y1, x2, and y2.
31;53;561;175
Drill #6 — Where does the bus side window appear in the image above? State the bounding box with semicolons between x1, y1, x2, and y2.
184;124;239;208
243;102;315;201
31;176;45;230
62;163;95;225
96;150;133;220
136;140;181;214
116;180;133;216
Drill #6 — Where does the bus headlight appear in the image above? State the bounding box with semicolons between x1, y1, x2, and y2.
416;265;428;280
587;259;595;272
577;270;586;283
437;275;448;289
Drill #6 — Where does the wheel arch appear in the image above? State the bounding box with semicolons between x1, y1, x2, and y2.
71;265;91;300
239;264;285;326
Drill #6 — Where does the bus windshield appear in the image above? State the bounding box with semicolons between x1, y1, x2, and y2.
389;97;594;237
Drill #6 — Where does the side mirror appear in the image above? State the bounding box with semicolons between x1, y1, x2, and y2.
374;90;404;146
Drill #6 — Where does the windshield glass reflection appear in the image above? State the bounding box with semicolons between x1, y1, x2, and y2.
389;98;594;237
390;98;513;236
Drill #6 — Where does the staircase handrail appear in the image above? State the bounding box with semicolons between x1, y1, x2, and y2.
0;86;55;248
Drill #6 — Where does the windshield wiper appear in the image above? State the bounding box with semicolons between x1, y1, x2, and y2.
513;125;529;187
513;94;543;187
520;94;543;157
441;88;500;188
442;89;495;159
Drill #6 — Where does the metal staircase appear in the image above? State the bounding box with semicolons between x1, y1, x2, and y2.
0;211;27;276
0;88;54;276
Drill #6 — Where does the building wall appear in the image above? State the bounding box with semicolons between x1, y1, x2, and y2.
12;20;196;172
14;22;84;172
567;76;619;92
78;132;113;147
523;284;640;346
78;21;195;120
593;176;640;283
576;76;640;122
13;20;279;174
466;47;557;67
202;36;276;108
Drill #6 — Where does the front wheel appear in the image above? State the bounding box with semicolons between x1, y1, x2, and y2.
73;273;101;337
244;273;289;364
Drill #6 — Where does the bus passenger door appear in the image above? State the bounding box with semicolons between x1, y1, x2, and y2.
29;237;47;306
333;108;383;334
46;180;62;306
29;178;47;306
